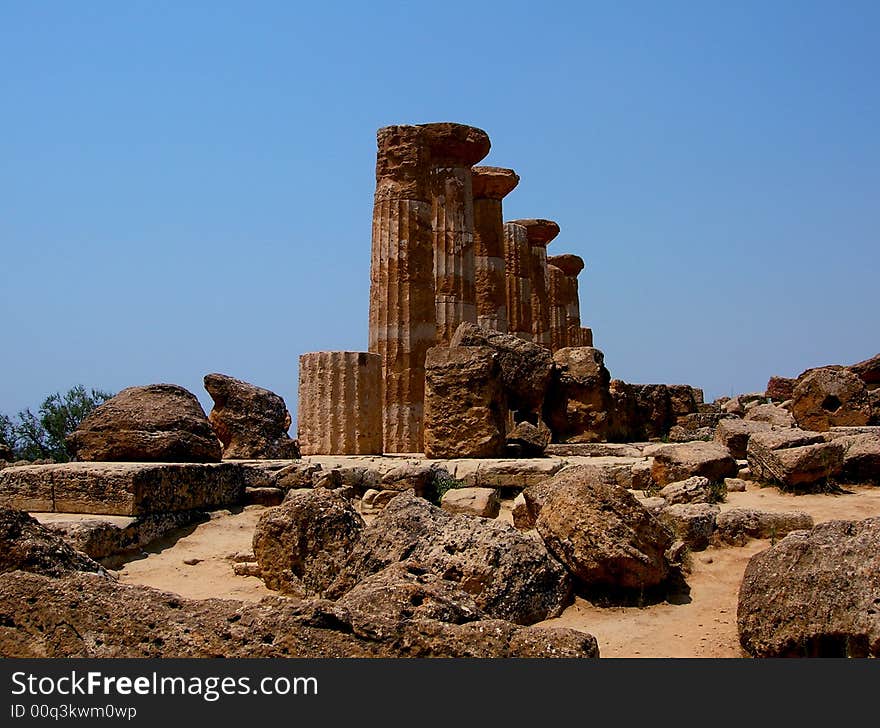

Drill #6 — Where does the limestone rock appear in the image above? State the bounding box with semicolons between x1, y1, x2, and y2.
380;463;436;495
849;353;880;387
630;384;674;439
424;346;507;459
253;489;366;596
327;491;571;625
714;419;772;460
738;518;880;656
66;384;221;462
724;477;749;492
715;508;813;546
833;433;880;484
0;570;597;658
535;465;673;590
204;373;299;459
545;347;612;443
440;487;501;518
657;503;719;552
0;508;106;577
667;425;712;442
746;429;843;490
512;492;532;530
450;322;554;415
765;376;796;402
667;385;702;418
505;420;550;457
791;367;872;432
658;476;711;505
650;442;738;486
744;403;795;427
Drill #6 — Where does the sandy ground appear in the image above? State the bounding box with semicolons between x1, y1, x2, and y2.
114;482;880;657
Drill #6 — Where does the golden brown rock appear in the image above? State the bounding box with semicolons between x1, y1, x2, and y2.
502;222;533;341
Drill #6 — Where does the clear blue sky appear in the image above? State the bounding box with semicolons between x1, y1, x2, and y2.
2;1;878;427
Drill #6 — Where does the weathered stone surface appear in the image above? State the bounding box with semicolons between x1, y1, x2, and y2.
253;489;366;596
738;518;880;657
502;222;533;341
791;367;872;432
451;458;564;489
505;421;550;457
746;429;843;490
39;510;207;561
545;347;612;443
744;403;795;427
715;508;813;546
676;411;735;430
369;125;436;454
651;442;738;486
535;466;673;589
66;384;221;463
667;385;701;418
658;476;711;505
380;462;436;495
512;492;532;530
714;419;773;460
297;352;382;455
1;508;106;577
451;322;554;416
440;487;501;518
658;503;719;552
244;487;284;507
327;492;571;625
203;373;298;459
0;571;597;658
667;425;713;442
724;477;748;492
0;462;245;516
833;433;880;484
423;346;507;459
630;384;674;439
545;442;645;458
472;166;518;334
546;254;585;352
849;353;880;386
765;376;796;402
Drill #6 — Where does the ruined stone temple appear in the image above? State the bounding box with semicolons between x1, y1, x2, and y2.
298;121;590;455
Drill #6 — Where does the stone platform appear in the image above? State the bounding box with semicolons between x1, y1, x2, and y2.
0;462;246;516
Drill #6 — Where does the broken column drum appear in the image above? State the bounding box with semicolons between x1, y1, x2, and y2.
509;219;560;349
298;352;382;455
368;125;436;453
503;222;533;342
422;123;491;346
471;166;520;334
547;253;585;350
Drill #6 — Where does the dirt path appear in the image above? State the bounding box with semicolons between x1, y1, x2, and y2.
115;483;880;657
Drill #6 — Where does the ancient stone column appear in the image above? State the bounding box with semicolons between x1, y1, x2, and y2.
547;264;569;352
298;352;382;455
368;125;435;453
421;123;491;346
580;327;594;347
547;253;585;350
471;166;519;333
502;222;532;341
509;219;560;349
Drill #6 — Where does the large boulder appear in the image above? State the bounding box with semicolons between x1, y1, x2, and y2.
715;508;813;546
658;476;711;505
545;347;613;443
440;487;501;518
714;418;772;460
0;507;106;577
765;376;796;402
744;403;795;427
651;442;738;486
657;503;719;552
450;322;554;416
738;518;880;657
66;384;222;462
668;385;702;417
203;373;299;459
0;570;597;658
253;489;365;596
832;433;880;484
791;367;872;432
423;346;508;459
505;420;550;457
326;491;571;625
849;353;880;387
630;384;674;439
535;466;674;590
746;429;843;490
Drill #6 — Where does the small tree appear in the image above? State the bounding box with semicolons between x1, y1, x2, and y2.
6;385;113;462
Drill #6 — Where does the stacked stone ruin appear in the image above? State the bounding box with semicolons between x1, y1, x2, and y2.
300;122;590;455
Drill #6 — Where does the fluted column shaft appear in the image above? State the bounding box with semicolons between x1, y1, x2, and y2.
548;264;569;351
368;125;435;453
530;243;551;348
298;352;382;455
472;166;519;334
548;253;585;351
503;222;532;341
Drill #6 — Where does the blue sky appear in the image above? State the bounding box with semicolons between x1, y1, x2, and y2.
1;1;878;426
